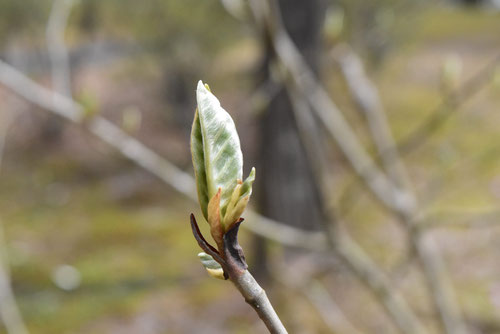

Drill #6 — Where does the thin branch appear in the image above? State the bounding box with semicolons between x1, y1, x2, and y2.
269;42;429;334
249;1;468;333
335;230;427;334
419;209;500;230
333;41;468;334
0;111;29;334
0;58;328;250
232;270;288;334
272;254;364;334
283;71;334;199
46;0;75;98
305;281;363;334
332;44;468;334
248;0;413;215
398;52;500;155
332;44;411;190
248;2;434;333
0;223;28;334
0;55;431;333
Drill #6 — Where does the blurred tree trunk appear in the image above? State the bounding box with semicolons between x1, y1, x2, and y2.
253;0;327;278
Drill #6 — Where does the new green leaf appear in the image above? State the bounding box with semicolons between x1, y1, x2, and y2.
191;80;243;219
198;252;225;280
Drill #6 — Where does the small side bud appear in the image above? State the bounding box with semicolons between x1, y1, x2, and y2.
198;252;225;280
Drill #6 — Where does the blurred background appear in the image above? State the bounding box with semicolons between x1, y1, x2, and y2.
0;0;500;333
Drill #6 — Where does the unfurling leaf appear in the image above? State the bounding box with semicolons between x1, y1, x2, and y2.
207;188;224;250
191;109;209;219
190;81;256;248
191;81;243;220
223;167;255;230
198;252;225;280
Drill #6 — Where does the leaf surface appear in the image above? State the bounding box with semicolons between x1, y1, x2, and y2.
198;252;225;280
191;80;243;218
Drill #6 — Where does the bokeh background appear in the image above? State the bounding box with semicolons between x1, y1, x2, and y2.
1;0;500;333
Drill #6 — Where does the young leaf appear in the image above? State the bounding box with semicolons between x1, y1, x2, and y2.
191;109;209;219
223;168;255;230
207;188;224;251
191;80;243;218
198;252;225;280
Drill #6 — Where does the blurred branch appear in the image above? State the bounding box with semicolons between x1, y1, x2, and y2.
266;38;428;334
285;66;428;333
0;52;428;334
283;74;333;198
0;111;29;334
269;80;429;331
248;0;413;215
46;0;75;98
273;256;363;334
0;223;28;334
419;208;500;230
304;281;363;334
334;230;427;334
248;1;469;333
232;270;288;334
331;44;468;333
0;58;329;251
332;44;410;190
398;52;500;155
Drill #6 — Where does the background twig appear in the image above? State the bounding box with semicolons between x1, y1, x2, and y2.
0;110;29;334
46;0;75;98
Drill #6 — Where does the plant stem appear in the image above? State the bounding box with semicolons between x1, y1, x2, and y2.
231;270;287;334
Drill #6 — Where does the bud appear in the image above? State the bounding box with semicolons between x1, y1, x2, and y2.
190;81;255;278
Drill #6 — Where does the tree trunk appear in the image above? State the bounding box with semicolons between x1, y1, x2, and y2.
252;0;326;278
257;0;326;232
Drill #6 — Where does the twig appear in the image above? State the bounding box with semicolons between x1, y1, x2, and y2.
332;44;410;190
2;40;289;331
249;2;433;333
0;52;429;333
419;209;500;230
0;58;328;250
272;254;364;334
306;281;363;334
0;223;28;334
190;213;287;334
232;270;287;334
284;63;430;333
249;0;415;216
250;1;468;333
398;52;500;155
335;230;427;334
46;0;75;98
0;111;29;334
332;43;468;334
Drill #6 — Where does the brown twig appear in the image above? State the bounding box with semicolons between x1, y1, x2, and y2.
190;214;287;333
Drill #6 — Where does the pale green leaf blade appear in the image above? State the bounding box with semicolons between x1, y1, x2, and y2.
239;167;255;199
196;80;243;214
198;252;225;280
190;109;209;219
222;168;255;230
